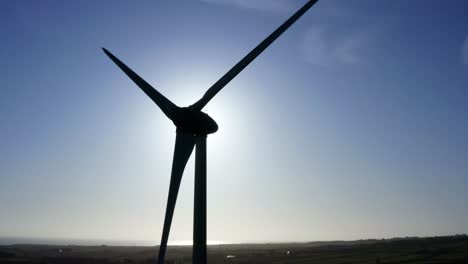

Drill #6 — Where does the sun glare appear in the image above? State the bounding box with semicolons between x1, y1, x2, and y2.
169;240;229;246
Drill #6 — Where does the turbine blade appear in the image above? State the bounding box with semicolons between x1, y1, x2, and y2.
102;48;178;120
189;0;319;111
157;133;196;264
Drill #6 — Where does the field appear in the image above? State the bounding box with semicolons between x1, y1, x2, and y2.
1;235;467;263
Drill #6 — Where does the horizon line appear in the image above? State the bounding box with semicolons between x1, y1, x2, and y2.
1;234;467;247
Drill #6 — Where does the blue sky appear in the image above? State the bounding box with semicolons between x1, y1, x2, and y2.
1;0;468;244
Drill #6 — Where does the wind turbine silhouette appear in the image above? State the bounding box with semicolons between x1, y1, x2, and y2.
102;1;318;263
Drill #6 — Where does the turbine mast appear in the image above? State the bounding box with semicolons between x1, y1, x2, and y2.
193;136;208;264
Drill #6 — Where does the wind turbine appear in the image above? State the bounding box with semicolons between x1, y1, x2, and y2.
102;1;319;263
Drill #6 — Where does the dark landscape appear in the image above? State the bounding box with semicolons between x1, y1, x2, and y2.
1;235;467;264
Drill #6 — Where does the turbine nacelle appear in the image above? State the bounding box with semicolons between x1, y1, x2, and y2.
172;107;218;135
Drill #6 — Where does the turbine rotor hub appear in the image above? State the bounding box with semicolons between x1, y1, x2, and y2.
172;107;218;135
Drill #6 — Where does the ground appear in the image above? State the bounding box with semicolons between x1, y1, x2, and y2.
1;235;467;263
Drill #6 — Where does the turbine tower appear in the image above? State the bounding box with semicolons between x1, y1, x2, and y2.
102;1;319;263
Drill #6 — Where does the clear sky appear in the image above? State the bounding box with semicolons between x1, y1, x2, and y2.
1;0;468;245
